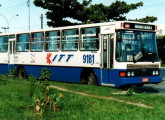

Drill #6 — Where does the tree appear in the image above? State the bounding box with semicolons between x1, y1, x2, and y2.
82;1;144;23
34;0;92;27
129;16;157;23
33;0;157;27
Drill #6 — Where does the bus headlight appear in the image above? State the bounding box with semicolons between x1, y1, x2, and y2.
152;71;156;75
127;72;131;76
131;72;134;76
156;71;159;75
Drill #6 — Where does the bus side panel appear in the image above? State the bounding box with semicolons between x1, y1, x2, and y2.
0;64;9;74
93;68;101;85
0;52;9;74
24;65;83;83
93;69;117;85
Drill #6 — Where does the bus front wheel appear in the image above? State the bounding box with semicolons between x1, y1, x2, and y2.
18;68;27;79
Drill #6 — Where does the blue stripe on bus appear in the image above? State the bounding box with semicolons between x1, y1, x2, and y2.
0;64;162;87
0;64;9;74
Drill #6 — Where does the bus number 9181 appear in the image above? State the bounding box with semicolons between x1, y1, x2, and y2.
83;55;95;64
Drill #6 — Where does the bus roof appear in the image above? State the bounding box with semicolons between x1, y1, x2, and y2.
0;21;156;36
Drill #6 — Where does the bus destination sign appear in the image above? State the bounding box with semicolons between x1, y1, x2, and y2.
134;24;153;30
124;23;155;30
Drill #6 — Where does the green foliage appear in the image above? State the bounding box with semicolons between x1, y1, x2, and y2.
107;1;143;21
33;0;157;27
28;74;37;86
28;68;62;118
28;74;37;98
130;16;158;23
1;79;165;119
32;92;63;117
126;88;134;96
39;68;51;82
34;0;91;27
49;92;63;111
0;74;8;85
9;67;17;79
39;68;51;94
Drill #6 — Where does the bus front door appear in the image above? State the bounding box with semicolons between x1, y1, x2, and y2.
8;38;16;65
101;35;114;86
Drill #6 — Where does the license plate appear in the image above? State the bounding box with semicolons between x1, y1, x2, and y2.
142;78;148;83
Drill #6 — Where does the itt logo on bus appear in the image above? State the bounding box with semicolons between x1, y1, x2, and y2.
46;52;74;65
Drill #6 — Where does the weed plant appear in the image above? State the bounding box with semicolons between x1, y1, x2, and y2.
29;68;62;118
9;67;17;79
0;74;8;85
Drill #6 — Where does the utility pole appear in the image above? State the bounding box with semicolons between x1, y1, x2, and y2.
41;14;43;29
1;27;8;33
27;0;30;30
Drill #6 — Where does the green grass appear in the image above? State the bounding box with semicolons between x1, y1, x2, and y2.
0;79;35;119
1;78;165;120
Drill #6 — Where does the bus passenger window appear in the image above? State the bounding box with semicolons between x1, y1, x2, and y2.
31;32;44;52
45;31;60;51
80;27;99;51
62;29;79;51
0;36;8;52
16;34;30;52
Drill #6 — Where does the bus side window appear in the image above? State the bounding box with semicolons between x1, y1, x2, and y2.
80;27;99;51
0;36;8;52
62;29;78;51
31;32;44;52
16;34;30;52
45;31;60;51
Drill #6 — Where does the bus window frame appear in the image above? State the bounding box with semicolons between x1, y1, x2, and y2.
45;30;61;52
0;35;8;53
61;29;79;51
80;27;100;51
9;34;16;39
30;32;44;52
16;33;30;52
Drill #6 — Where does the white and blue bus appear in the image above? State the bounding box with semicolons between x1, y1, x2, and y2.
0;21;162;87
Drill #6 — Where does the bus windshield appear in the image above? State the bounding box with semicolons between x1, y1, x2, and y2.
116;30;159;62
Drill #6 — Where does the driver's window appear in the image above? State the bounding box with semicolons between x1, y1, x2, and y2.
141;33;153;52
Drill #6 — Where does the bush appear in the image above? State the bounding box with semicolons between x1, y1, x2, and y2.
0;74;8;85
9;67;17;79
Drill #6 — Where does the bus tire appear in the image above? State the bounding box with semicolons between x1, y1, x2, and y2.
87;73;98;85
18;67;27;79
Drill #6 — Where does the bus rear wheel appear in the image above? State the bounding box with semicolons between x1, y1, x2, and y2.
18;68;27;79
87;73;98;85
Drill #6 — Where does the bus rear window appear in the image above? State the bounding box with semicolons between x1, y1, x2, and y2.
31;32;44;52
45;31;60;51
16;34;30;52
0;36;8;52
80;27;99;51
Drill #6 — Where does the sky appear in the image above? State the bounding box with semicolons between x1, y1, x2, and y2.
0;0;165;34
